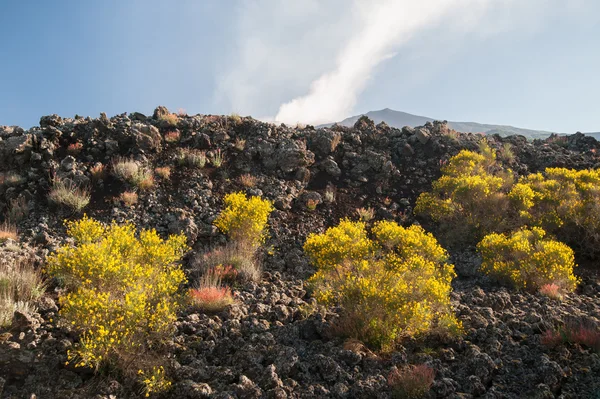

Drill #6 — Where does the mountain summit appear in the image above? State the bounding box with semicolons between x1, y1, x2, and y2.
322;108;598;139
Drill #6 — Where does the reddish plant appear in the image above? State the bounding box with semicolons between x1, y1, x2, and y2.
572;326;600;351
388;364;435;398
213;264;239;282
189;286;234;312
67;142;83;156
90;163;106;181
164;130;181;143
539;283;563;300
542;323;600;352
541;329;563;348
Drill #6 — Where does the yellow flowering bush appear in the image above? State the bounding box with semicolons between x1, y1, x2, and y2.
214;192;274;247
415;145;515;244
304;219;461;351
477;227;579;293
46;215;188;396
509;167;600;257
303;219;375;271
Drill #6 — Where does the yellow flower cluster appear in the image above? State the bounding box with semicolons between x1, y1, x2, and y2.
304;219;461;350
477;227;579;292
46;215;188;395
138;366;171;397
303;219;375;271
415;148;514;243
213;192;274;247
509;167;600;256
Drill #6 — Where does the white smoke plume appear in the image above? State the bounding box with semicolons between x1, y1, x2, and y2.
275;0;490;125
218;0;592;126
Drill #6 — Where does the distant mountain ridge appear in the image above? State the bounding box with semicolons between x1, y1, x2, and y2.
321;108;597;139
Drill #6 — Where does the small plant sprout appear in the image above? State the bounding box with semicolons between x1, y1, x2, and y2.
234;138;246;151
306;199;319;211
90;163;106;181
210;149;224;168
356;207;375;222
324;187;335;203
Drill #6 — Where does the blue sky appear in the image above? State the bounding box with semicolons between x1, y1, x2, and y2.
1;0;599;132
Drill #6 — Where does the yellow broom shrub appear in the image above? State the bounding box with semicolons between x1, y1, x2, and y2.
509;167;600;257
213;192;273;247
304;219;460;351
415;144;515;244
477;227;579;293
46;216;188;396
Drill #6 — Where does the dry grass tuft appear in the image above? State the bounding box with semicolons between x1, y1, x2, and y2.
0;172;25;187
0;223;18;242
0;258;46;327
119;191;138;206
154;166;171;180
324;187;335;203
388;364;435;399
177;149;206;169
48;180;90;212
111;158;154;190
7;197;29;223
164;130;181;143
193;242;261;283
239;174;257;188
158;113;179;127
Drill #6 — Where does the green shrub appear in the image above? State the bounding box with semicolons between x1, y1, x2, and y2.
415;144;514;244
46;216;188;396
509;167;600;257
304;219;460;351
477;227;579;293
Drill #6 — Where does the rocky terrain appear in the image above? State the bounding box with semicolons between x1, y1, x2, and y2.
1;108;599;398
